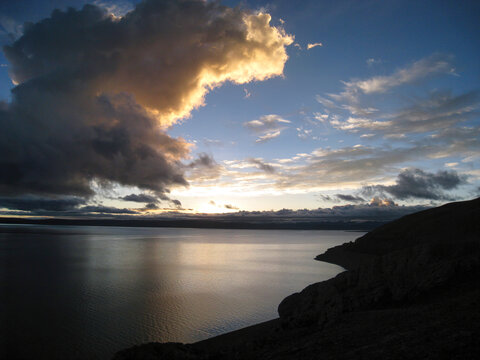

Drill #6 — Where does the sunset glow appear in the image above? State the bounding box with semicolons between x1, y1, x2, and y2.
0;0;478;218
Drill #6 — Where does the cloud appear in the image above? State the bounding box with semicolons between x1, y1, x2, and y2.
0;92;189;198
187;153;217;168
185;127;479;199
363;168;467;200
368;196;396;206
307;42;322;50
244;114;291;142
170;199;182;207
203;138;224;147
186;153;224;182
5;2;293;126
224;204;239;210
93;0;133;18
342;53;454;96
248;158;276;173
315;54;478;142
228;203;429;223
321;54;457;118
297;127;317;140
0;1;292;209
0;15;23;42
335;194;365;203
121;193;158;203
366;58;381;67
79;205;138;214
331;90;479;136
143;202;159;210
0;195;142;215
0;196;85;211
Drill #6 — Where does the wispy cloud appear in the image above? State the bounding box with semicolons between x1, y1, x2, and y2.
248;158;276;173
366;58;382;67
342;53;455;96
244;114;291;143
335;194;365;203
322;54;456;116
184;129;479;199
315;54;478;140
93;0;134;18
329;90;479;136
307;42;323;50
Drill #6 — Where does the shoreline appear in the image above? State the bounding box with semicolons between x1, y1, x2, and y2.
0;217;385;231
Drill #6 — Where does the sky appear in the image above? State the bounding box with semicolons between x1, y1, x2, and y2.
0;0;479;219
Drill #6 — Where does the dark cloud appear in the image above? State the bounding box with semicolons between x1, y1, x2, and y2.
0;196;85;211
122;191;181;208
122;193;159;203
0;197;140;216
171;199;182;207
143;202;159;210
0;0;291;210
225;204;239;210
318;194;332;201
335;194;365;203
248;158;276;173
188;153;217;168
229;202;429;222
79;205;138;214
186;153;223;181
363;168;467;200
0;91;189;197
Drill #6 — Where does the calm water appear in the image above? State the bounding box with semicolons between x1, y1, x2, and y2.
0;225;363;359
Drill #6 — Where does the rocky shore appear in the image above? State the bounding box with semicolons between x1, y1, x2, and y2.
113;198;480;359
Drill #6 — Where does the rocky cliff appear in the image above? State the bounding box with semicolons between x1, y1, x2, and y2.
113;198;480;360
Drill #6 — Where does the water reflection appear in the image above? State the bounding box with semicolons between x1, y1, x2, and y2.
1;225;362;359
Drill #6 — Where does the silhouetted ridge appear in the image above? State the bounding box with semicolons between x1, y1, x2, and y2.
315;197;480;269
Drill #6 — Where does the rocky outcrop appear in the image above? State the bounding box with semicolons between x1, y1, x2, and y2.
279;238;480;328
279;197;480;328
113;198;480;360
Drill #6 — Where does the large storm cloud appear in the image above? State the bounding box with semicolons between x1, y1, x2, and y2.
0;0;293;209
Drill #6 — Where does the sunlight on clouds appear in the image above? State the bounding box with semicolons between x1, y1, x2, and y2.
6;3;293;128
150;11;294;126
307;42;323;50
1;1;294;204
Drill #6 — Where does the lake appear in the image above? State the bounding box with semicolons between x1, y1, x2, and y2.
0;225;364;359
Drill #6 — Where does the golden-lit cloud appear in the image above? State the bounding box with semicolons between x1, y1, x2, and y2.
0;0;293;207
6;2;293;127
307;42;322;50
